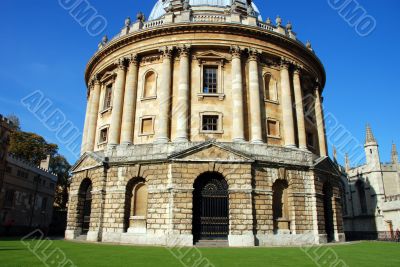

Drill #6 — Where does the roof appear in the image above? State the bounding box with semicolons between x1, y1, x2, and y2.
149;0;262;21
6;154;58;182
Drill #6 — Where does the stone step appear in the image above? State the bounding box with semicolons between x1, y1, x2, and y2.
194;240;229;247
75;235;87;241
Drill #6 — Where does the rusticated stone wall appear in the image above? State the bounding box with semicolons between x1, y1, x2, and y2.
66;143;345;246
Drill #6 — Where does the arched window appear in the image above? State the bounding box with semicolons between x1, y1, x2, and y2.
356;180;367;214
124;178;148;232
264;73;278;102
272;179;289;232
143;71;157;98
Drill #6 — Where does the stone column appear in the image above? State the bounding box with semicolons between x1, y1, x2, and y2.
86;76;101;152
108;58;127;147
120;54;139;145
280;60;296;147
248;49;263;144
315;86;327;157
155;46;173;143
293;67;307;150
81;89;91;155
174;45;190;143
230;46;245;142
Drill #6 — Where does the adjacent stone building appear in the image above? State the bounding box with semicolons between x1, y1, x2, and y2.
66;0;345;246
340;125;400;240
0;114;58;235
0;115;12;212
0;155;58;235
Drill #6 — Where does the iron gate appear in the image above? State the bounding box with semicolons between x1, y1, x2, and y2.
193;174;229;241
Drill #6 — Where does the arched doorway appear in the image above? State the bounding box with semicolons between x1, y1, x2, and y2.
79;179;92;235
272;179;290;233
323;182;334;242
193;172;229;242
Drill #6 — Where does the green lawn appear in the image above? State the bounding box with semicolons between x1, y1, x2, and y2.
0;239;399;267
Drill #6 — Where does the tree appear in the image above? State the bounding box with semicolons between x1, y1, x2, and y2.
6;114;21;131
50;155;71;210
7;115;72;210
9;131;58;165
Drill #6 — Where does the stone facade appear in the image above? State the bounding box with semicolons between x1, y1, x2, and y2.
340;126;400;240
0;154;58;235
0;114;58;235
66;0;345;246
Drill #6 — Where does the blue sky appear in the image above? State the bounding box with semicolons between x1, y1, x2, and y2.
0;0;399;166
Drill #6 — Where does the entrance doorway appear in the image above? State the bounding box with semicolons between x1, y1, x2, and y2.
323;183;334;242
193;172;229;242
81;181;92;234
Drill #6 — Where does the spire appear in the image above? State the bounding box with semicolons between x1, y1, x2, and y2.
333;146;338;163
392;143;398;164
365;124;377;145
345;153;351;173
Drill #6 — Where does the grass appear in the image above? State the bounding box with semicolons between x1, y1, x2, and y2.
0;238;399;267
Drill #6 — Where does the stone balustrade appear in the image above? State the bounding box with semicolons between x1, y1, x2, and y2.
385;194;400;202
99;13;299;51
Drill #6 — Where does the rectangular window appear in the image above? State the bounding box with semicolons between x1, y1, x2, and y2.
141;118;153;135
49;183;55;190
17;169;28;179
202;115;219;132
267;120;279;137
100;128;108;144
4;190;15;208
41;197;48;211
103;84;112;110
203;66;218;93
5;166;12;173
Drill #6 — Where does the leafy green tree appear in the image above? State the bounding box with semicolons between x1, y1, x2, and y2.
9;131;58;165
50;155;71;210
6;114;21;131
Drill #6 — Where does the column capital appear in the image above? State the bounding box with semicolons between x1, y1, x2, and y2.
248;48;260;62
293;64;303;75
127;54;139;66
159;46;174;59
280;58;292;70
178;45;191;58
230;45;242;59
91;74;101;85
314;83;322;97
116;57;127;70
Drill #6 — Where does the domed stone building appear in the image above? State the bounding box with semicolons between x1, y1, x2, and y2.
66;0;345;246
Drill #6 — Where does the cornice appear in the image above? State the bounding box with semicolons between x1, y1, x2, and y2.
84;23;326;88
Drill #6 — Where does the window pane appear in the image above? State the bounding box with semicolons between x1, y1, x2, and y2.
100;129;108;143
203;66;218;93
141;118;153;134
202;115;219;131
267;120;278;136
104;85;112;109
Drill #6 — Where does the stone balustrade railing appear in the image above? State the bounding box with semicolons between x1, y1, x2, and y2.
99;13;301;51
143;19;164;29
385;194;400;202
192;14;226;23
256;21;275;31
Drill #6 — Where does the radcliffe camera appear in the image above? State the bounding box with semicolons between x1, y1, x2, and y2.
0;1;399;266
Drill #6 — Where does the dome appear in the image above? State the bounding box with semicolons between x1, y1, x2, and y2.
149;0;262;21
